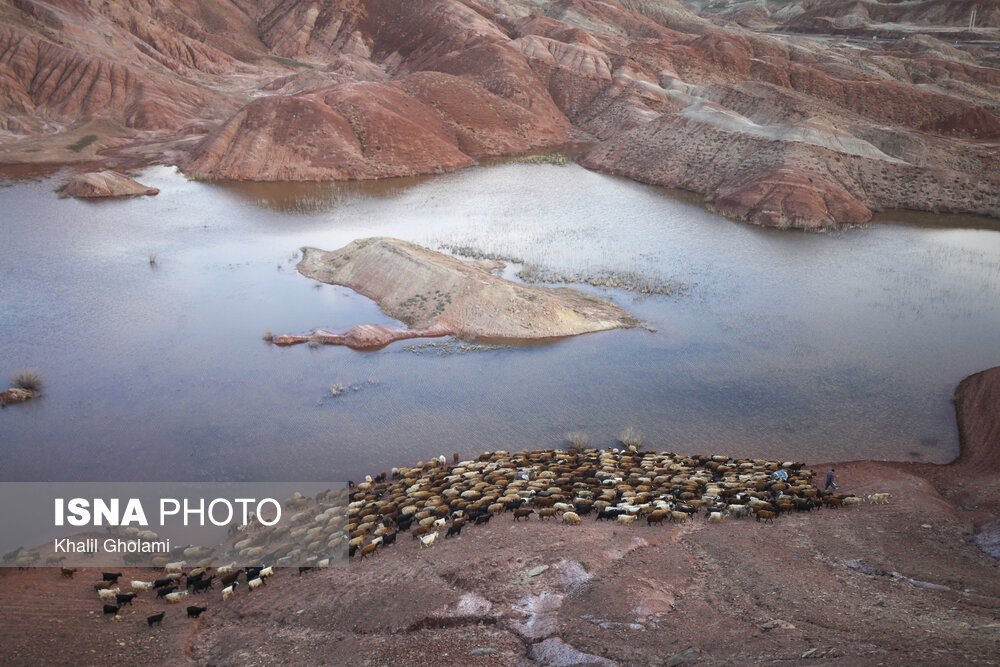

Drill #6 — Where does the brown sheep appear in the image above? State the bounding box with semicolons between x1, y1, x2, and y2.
755;510;777;523
646;510;668;526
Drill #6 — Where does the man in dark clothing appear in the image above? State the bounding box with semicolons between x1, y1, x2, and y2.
825;469;837;491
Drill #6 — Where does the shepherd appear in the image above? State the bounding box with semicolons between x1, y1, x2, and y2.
825;469;837;491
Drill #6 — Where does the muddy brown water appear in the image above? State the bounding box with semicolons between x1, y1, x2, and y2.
1;163;998;482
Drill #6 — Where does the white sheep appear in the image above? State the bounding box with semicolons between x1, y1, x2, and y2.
867;493;891;504
433;518;447;529
98;588;120;601
728;504;751;518
616;514;637;525
222;583;238;600
216;562;238;576
131;581;152;592
165;591;188;603
553;502;574;513
165;561;186;573
419;532;437;548
259;566;274;578
247;577;265;591
561;511;581;525
708;511;728;522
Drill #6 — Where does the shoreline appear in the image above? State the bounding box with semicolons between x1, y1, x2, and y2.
0;367;996;665
3;151;1000;234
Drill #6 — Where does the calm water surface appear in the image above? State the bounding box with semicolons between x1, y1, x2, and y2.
1;164;998;481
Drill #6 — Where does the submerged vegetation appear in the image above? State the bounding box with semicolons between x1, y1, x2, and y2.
326;379;378;402
402;338;511;356
439;244;688;297
618;426;643;450
10;368;42;392
517;264;686;297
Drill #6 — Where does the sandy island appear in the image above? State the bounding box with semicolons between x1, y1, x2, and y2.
59;170;159;199
272;237;639;349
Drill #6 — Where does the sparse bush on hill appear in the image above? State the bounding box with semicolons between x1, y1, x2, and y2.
618;426;642;450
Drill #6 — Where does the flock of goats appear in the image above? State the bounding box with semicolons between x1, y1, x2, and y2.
41;447;891;627
342;447;889;558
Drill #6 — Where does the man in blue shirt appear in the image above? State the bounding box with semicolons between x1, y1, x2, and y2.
825;469;837;491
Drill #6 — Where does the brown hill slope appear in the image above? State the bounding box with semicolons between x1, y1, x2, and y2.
2;0;1000;229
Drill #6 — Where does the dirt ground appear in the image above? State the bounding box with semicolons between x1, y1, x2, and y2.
1;456;997;666
2;368;997;666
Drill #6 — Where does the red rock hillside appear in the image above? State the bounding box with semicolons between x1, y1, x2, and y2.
1;0;999;228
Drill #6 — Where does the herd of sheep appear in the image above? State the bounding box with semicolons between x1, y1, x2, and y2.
71;562;289;627
8;447;892;629
343;448;888;559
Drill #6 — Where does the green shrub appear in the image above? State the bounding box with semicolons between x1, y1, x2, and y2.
67;135;99;153
270;56;314;69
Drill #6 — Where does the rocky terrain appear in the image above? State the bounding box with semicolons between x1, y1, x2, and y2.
272;237;638;349
0;364;997;666
1;0;998;228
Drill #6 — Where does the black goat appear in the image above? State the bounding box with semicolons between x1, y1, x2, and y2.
445;523;463;538
474;513;493;525
192;578;214;594
103;604;120;615
147;612;165;627
186;606;207;618
101;572;122;583
116;593;137;606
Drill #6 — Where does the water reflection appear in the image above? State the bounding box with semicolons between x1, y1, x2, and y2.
1;163;998;483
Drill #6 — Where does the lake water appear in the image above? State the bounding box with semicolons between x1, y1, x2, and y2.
1;163;998;482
